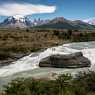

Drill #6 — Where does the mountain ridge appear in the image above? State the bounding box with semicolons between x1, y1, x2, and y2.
1;16;95;30
34;17;95;30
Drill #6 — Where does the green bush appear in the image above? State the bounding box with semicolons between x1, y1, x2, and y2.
2;71;95;95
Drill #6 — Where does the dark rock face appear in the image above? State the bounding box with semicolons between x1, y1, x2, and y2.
39;52;91;68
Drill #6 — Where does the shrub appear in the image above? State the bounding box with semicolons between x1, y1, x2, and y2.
3;71;95;95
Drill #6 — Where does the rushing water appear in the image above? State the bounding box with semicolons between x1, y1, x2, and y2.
0;41;95;86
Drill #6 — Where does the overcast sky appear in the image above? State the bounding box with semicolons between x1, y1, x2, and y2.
0;0;95;22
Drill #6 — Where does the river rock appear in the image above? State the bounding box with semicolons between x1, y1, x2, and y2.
39;52;91;68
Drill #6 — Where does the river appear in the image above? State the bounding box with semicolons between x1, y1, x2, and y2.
0;41;95;87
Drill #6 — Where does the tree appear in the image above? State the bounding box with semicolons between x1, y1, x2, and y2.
67;30;72;37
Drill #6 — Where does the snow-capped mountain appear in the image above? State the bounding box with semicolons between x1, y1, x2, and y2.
0;16;32;28
1;16;95;30
82;18;95;25
0;16;50;28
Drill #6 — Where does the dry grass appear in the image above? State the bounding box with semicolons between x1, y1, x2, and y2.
0;28;63;54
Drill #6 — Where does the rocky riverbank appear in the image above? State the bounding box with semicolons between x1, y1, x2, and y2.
0;53;29;67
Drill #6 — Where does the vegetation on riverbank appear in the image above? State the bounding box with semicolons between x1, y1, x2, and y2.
52;29;95;42
1;71;95;95
0;28;95;60
0;28;63;60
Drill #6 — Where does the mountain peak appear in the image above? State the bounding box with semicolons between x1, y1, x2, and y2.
53;17;65;21
0;16;32;28
13;15;24;20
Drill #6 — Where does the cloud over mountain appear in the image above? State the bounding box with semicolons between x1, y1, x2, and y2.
0;3;56;17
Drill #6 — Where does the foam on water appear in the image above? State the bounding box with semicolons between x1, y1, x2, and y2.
82;48;95;70
0;41;95;77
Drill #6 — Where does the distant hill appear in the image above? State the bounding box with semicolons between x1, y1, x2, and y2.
34;17;95;30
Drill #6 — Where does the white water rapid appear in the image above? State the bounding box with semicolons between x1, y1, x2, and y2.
0;41;95;78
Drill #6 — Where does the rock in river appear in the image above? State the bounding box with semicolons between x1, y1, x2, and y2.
39;52;91;68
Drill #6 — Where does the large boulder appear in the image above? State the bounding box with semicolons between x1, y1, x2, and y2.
39;52;91;68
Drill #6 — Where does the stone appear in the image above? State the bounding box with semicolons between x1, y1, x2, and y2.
39;52;91;68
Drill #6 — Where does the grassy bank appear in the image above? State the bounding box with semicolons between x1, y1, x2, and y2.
1;71;95;95
0;28;95;60
0;28;63;60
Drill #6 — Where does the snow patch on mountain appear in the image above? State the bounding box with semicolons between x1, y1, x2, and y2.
82;18;95;25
